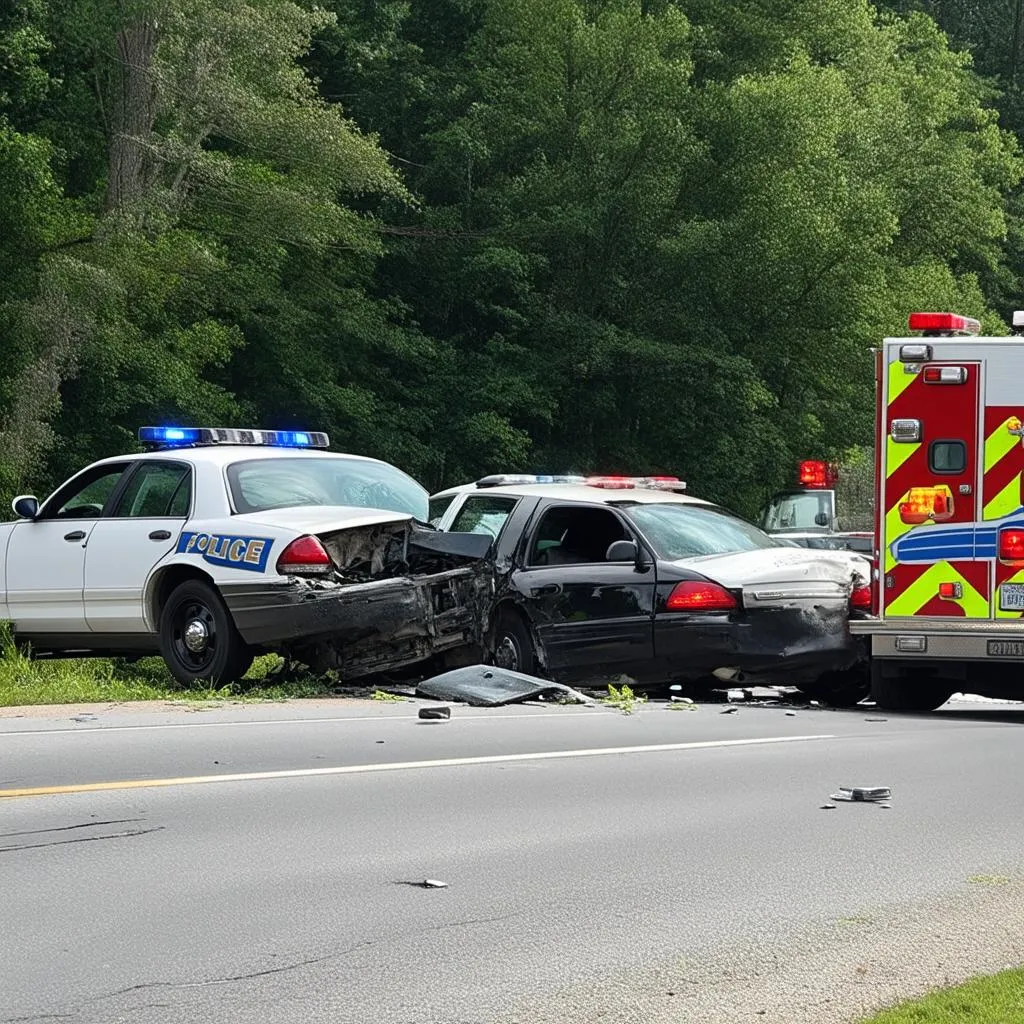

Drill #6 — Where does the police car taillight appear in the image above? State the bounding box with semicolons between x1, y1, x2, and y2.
850;583;873;611
277;535;333;575
665;581;736;612
907;312;981;337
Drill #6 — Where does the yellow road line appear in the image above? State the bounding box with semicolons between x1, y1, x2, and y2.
0;734;835;800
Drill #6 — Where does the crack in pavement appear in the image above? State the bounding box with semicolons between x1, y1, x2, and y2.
0;827;164;853
0;819;142;840
17;911;527;1019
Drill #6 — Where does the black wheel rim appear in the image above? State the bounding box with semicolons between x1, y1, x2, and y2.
493;632;520;671
170;598;218;674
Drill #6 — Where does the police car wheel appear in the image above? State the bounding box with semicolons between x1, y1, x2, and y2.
159;579;253;686
491;611;536;676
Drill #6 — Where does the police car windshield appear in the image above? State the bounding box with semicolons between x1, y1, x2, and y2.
625;503;779;559
227;457;428;519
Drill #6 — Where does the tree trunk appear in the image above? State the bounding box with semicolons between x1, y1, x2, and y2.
106;18;159;212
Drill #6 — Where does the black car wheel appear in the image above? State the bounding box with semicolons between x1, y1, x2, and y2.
490;610;537;676
159;579;253;686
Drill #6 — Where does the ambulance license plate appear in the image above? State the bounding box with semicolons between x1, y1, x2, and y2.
999;583;1024;612
988;640;1024;658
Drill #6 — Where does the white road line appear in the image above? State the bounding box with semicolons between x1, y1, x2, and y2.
0;734;836;799
0;709;603;738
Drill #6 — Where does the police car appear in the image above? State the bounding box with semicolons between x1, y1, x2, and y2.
2;428;490;685
431;474;873;703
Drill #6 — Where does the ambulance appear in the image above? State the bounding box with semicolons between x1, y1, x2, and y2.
850;311;1024;710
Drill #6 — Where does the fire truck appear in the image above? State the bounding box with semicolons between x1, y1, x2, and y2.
850;310;1024;710
758;460;873;553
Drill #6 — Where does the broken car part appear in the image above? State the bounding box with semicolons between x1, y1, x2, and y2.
418;706;451;720
415;664;592;708
829;786;892;803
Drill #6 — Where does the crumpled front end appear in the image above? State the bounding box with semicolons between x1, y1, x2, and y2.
223;521;493;678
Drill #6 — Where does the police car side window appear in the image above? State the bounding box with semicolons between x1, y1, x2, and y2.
449;496;518;539
45;465;130;520
113;464;192;519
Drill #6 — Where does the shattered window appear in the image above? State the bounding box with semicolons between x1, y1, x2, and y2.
227;457;428;519
626;502;778;559
450;496;518;539
428;494;457;525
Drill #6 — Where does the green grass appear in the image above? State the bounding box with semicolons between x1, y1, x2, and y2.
858;968;1024;1023
0;625;328;707
600;682;646;715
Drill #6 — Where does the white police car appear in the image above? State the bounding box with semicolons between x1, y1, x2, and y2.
2;428;490;685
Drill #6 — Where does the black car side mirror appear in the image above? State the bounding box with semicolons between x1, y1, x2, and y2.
606;539;639;563
814;512;830;527
12;495;39;520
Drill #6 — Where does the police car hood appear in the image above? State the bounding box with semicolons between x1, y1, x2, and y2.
672;546;870;594
237;505;414;534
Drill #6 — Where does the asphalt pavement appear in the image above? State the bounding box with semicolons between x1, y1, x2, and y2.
3;695;1024;1023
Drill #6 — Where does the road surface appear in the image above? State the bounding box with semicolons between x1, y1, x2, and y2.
3;695;1024;1023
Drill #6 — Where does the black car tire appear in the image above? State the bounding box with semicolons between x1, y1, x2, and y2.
159;579;254;687
799;666;870;708
490;609;538;676
870;662;953;712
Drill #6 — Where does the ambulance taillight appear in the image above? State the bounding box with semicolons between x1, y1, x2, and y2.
998;529;1024;564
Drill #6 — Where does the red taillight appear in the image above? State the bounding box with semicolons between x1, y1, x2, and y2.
666;581;737;612
276;535;332;575
908;312;981;336
850;584;872;610
999;529;1024;563
922;365;967;384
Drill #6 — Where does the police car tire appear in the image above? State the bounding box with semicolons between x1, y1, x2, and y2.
491;610;537;676
159;579;253;686
870;663;953;713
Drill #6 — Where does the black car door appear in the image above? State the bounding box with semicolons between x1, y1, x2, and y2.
511;501;656;681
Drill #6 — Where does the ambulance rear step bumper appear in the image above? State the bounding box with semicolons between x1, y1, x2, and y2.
851;619;1024;660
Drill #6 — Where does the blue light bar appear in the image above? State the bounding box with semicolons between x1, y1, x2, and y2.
138;427;330;449
139;426;203;446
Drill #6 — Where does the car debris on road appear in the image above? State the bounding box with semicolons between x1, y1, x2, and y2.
829;786;892;803
415;664;593;708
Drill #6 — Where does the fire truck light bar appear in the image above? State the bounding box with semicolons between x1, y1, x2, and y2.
907;312;981;337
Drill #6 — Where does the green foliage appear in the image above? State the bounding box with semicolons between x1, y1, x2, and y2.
601;680;646;714
0;0;1021;515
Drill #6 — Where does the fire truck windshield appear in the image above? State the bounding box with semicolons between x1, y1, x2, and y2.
758;489;835;533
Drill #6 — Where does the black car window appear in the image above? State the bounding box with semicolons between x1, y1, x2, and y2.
626;502;779;559
450;495;519;539
528;505;630;565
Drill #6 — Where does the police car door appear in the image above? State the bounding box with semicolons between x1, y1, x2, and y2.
515;501;655;680
6;462;133;634
84;461;191;632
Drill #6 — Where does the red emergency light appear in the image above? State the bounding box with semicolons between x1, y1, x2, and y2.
998;529;1024;563
907;312;981;337
798;460;837;488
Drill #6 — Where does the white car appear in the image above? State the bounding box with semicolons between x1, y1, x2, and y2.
2;427;490;685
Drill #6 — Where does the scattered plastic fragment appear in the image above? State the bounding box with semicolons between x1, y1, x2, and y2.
422;879;448;888
720;706;739;715
671;696;694;703
669;684;682;691
785;711;797;717
865;717;888;722
71;714;97;722
416;664;591;707
821;803;837;810
829;786;891;803
418;707;451;720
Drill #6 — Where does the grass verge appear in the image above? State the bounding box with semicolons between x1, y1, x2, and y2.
858;967;1024;1023
0;626;327;707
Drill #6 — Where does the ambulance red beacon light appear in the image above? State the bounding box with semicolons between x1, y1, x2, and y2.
850;310;1024;710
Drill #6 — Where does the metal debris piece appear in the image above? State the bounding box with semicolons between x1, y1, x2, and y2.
830;786;892;803
785;711;797;717
71;714;97;722
821;803;837;810
721;706;739;715
878;803;892;809
865;717;888;722
416;664;592;708
418;706;451;720
671;696;694;704
726;689;745;702
422;879;448;888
